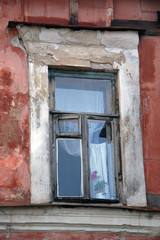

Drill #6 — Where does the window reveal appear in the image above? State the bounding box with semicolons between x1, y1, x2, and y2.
49;70;120;202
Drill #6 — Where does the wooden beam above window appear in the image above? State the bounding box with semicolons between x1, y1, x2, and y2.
111;19;160;36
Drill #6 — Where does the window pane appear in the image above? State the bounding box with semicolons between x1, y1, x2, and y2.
55;77;112;114
57;139;83;197
88;120;116;200
58;119;79;133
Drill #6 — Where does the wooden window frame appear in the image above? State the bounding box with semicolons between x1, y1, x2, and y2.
49;69;121;203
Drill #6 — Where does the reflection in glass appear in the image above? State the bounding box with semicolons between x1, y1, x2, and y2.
57;139;82;197
55;77;112;114
59;119;79;133
88;120;116;200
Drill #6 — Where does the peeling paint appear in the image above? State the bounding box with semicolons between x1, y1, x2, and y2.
11;36;25;52
16;26;146;206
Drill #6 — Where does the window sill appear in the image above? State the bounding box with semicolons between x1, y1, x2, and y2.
0;202;159;212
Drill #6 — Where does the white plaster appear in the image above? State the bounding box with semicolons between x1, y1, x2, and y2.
106;8;113;17
11;35;25;52
117;59;146;206
39;28;63;43
11;100;15;107
38;27;100;46
97;31;139;49
0;207;160;236
17;26;147;206
29;63;51;203
52;44;59;50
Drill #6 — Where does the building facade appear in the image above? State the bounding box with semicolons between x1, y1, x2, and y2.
0;0;160;239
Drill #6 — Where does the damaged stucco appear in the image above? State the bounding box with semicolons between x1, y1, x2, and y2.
0;206;160;236
16;26;146;206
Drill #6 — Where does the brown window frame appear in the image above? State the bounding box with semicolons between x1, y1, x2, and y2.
49;69;121;203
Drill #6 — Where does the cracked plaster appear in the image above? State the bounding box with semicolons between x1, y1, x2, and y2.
16;26;146;206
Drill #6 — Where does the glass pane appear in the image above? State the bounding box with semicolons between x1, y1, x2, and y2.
58;119;79;133
55;77;112;114
57;139;83;197
88;120;116;200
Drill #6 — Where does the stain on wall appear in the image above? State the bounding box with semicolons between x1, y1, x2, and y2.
0;1;30;204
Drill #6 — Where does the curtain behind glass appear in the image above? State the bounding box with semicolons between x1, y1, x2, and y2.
55;77;111;114
89;121;116;200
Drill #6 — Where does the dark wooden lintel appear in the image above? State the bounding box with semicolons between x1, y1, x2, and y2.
8;20;160;36
111;19;160;36
111;19;160;30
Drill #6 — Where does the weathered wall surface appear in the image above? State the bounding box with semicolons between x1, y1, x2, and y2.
0;0;30;204
139;36;160;207
0;232;160;240
0;206;160;238
23;0;113;27
0;0;160;239
0;0;159;207
17;0;160;26
17;25;146;207
114;0;160;21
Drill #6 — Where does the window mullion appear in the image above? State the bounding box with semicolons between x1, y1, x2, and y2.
112;118;121;201
52;114;58;200
81;115;89;199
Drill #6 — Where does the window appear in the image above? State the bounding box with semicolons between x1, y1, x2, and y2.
49;70;120;202
20;26;146;206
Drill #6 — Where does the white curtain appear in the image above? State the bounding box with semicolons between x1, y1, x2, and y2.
58;139;81;157
89;121;116;200
90;142;110;199
55;88;105;114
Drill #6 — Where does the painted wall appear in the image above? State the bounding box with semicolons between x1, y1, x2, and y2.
22;0;160;26
0;0;160;239
114;0;160;21
0;0;159;214
0;0;30;204
0;232;160;240
23;0;113;27
139;36;160;206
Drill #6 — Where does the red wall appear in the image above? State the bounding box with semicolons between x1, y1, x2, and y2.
114;0;160;21
0;0;30;205
23;0;113;27
139;36;160;197
23;0;70;25
22;0;160;26
0;232;159;240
